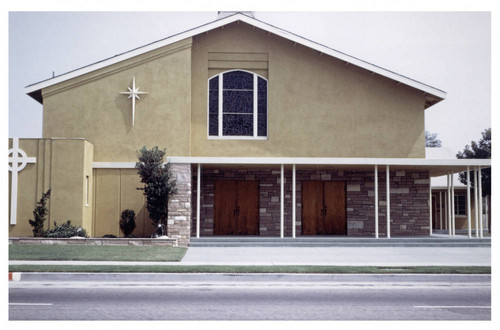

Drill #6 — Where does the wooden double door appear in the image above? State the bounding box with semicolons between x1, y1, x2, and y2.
302;181;347;235
214;180;259;235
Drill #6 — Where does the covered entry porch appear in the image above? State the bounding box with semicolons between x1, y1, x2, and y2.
168;157;490;240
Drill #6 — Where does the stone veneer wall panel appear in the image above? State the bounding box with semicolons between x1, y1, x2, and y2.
191;167;429;238
167;164;191;247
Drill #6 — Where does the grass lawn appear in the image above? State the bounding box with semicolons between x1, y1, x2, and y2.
9;244;187;262
8;265;491;274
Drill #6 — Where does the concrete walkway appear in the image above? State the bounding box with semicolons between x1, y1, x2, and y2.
9;246;491;267
181;246;491;266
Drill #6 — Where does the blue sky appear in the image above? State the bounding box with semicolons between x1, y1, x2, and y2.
8;10;491;154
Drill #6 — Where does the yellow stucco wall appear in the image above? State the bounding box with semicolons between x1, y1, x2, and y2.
93;168;153;237
40;22;426;162
8;138;93;237
191;22;426;158
42;38;193;162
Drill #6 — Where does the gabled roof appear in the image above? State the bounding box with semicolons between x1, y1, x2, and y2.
25;12;447;106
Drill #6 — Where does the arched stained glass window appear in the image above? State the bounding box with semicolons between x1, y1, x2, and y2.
208;70;267;138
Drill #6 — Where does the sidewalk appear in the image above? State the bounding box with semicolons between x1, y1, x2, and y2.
9;246;491;267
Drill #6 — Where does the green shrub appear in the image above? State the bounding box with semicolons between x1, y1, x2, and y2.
44;220;88;238
28;189;51;237
136;146;177;235
120;209;136;237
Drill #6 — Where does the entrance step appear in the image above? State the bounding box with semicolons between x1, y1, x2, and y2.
189;236;491;247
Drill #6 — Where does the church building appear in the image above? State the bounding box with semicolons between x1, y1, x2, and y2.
9;12;490;246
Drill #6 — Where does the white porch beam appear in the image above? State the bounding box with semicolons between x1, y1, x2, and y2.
478;166;483;238
386;165;391;239
474;167;479;238
374;165;379;239
292;164;296;238
467;166;472;238
280;164;284;238
451;172;455;236
196;164;201;238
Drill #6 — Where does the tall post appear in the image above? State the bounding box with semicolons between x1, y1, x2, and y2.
474;167;479;238
292;164;296;238
439;191;443;230
485;196;489;234
280;164;284;238
386;165;391;239
466;166;472;238
429;182;432;236
478;166;483;238
444;190;447;230
374;165;379;239
196;164;201;238
451;172;455;236
447;174;451;236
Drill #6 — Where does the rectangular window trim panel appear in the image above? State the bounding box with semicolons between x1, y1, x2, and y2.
208;70;268;140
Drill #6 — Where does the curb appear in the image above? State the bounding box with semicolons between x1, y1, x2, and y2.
9;272;21;281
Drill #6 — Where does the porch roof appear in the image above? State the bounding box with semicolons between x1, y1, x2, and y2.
93;157;490;177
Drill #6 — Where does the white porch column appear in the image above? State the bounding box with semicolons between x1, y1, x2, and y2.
374;165;379;239
439;191;443;230
386;165;391;239
280;164;284;238
446;191;448;230
447;174;452;236
429;183;432;236
292;164;296;238
466;166;472;239
451;172;455;236
478;167;483;238
474;167;479;238
485;196;489;234
196;164;201;238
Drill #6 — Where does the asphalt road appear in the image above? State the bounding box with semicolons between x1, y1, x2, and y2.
9;273;491;320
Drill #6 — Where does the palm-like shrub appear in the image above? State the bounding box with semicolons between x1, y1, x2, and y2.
28;189;51;237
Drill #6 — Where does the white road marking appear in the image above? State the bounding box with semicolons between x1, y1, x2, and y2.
414;306;491;309
9;303;53;306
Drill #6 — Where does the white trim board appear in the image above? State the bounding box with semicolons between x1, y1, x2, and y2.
166;157;490;167
26;13;446;103
93;157;490;168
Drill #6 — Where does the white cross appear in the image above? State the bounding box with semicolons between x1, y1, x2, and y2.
8;138;36;225
119;77;148;126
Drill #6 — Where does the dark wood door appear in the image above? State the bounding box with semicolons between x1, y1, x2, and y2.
324;181;346;235
237;181;259;235
302;181;346;235
302;181;323;235
214;180;237;235
214;180;259;235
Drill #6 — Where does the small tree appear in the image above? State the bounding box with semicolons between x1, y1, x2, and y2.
28;189;51;237
457;128;491;197
120;209;137;237
136;146;177;236
425;131;442;147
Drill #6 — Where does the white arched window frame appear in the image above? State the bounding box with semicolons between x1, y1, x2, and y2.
207;69;268;139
